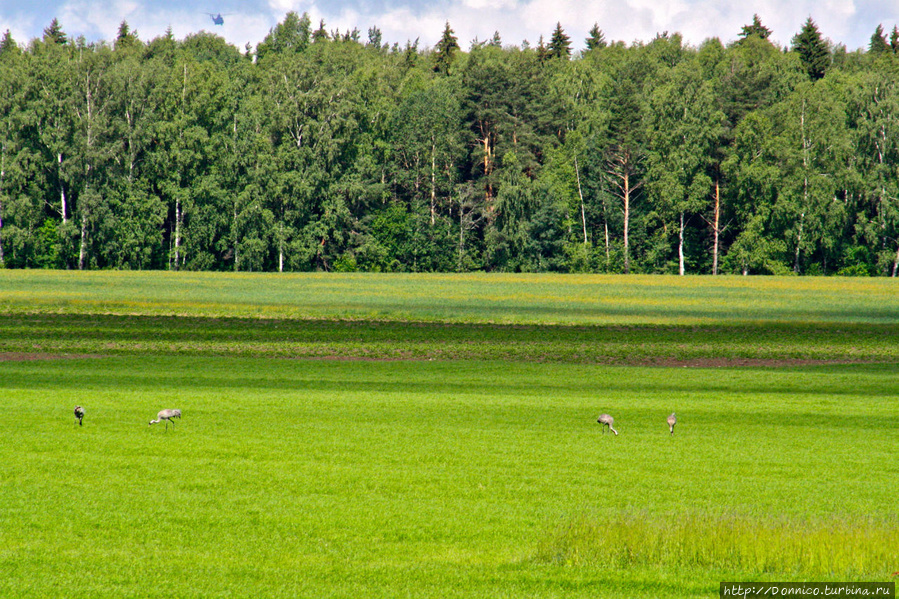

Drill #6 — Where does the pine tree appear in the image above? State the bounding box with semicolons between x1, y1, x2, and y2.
0;29;18;56
585;23;607;51
869;24;889;54
547;23;571;59
312;19;329;43
403;38;419;68
43;18;68;45
739;14;772;40
115;20;139;50
792;17;829;81
536;35;547;61
891;26;899;53
367;26;382;49
433;22;459;74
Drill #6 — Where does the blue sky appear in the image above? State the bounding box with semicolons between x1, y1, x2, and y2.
1;0;897;52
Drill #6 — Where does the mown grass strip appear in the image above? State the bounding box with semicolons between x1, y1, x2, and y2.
2;313;897;363
2;270;898;325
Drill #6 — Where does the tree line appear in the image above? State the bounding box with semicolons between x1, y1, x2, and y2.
2;13;899;275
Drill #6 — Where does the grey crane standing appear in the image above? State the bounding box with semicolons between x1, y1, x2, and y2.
149;409;182;431
74;405;85;426
597;413;618;435
667;412;677;435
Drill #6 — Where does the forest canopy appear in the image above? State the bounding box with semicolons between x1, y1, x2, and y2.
2;14;899;276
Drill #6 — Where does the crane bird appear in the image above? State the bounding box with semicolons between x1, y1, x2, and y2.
597;413;618;435
74;405;85;426
149;409;182;431
667;412;677;435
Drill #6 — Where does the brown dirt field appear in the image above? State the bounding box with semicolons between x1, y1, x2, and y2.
0;352;103;362
628;357;873;368
0;351;876;368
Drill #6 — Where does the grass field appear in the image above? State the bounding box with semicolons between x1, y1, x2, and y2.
1;272;897;597
1;270;898;324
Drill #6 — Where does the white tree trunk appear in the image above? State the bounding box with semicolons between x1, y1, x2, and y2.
574;156;587;244
430;142;437;226
623;172;630;274
174;199;182;270
712;179;720;275
78;212;87;270
58;152;67;223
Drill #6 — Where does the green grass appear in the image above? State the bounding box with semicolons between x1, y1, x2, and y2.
1;271;897;597
2;356;897;597
537;512;899;575
1;313;897;364
2;270;898;324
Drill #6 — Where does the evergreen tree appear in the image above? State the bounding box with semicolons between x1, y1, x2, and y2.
433;22;459;74
585;24;607;51
547;23;572;59
739;14;772;41
43;18;68;45
792;17;829;81
536;35;547;61
869;24;889;54
115;21;139;50
367;26;382;49
312;20;329;43
402;38;419;68
0;30;19;56
891;26;899;53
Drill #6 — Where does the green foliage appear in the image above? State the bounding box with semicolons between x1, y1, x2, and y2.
0;29;20;56
547;22;572;59
42;18;67;45
1;21;899;275
869;24;890;54
739;14;772;41
34;218;61;268
792;18;830;81
584;24;606;51
256;12;312;61
433;22;459;74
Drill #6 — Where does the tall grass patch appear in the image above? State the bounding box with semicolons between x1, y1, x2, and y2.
536;512;898;578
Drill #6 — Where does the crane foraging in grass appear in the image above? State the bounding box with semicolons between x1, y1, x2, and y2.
668;412;677;435
597;413;618;435
149;409;181;431
74;405;84;426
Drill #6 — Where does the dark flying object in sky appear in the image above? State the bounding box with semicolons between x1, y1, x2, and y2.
207;13;226;25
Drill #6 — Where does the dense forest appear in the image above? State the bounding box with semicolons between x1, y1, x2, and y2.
2;13;899;275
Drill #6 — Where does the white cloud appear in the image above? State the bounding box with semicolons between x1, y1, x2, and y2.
3;13;38;46
462;0;519;11
1;0;896;51
58;0;141;40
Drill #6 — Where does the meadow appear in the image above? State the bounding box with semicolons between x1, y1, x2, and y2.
0;271;897;597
